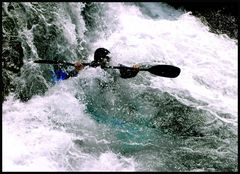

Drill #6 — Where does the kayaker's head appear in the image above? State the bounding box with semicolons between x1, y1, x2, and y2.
93;48;111;67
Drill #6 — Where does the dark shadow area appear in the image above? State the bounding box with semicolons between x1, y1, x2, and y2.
166;1;238;39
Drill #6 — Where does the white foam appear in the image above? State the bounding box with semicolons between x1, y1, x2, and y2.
79;151;136;171
93;3;237;124
2;82;96;171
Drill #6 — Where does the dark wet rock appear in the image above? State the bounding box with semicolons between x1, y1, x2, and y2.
2;40;24;102
2;3;25;102
2;2;76;102
166;2;238;40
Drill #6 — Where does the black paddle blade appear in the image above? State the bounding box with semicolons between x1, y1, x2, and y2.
147;65;181;78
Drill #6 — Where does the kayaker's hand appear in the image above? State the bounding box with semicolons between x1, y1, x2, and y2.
119;64;140;78
74;61;84;71
132;64;140;73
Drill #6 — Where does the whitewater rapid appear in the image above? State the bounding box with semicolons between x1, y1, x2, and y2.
3;2;237;172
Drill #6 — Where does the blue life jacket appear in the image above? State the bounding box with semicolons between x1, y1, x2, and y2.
52;69;68;82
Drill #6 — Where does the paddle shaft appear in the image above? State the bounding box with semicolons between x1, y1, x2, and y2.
34;59;180;78
34;59;145;70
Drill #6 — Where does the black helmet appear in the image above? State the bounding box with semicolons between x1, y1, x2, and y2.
94;48;111;63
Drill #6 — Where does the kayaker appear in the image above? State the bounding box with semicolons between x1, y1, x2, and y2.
52;48;140;81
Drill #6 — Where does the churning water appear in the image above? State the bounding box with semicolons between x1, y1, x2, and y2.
2;2;237;172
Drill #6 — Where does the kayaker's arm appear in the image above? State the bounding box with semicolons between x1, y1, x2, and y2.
68;61;140;79
65;61;85;79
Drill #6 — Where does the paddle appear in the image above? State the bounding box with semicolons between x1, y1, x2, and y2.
34;59;87;66
34;59;181;78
